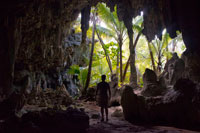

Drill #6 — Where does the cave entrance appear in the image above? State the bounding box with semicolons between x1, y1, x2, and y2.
1;1;199;132
69;2;186;96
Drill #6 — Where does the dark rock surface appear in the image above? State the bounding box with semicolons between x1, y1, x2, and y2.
141;68;165;96
121;80;200;130
0;107;89;133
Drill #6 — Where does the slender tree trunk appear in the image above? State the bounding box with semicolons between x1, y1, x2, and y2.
172;39;177;52
83;11;96;94
122;32;141;83
147;42;156;72
116;51;119;80
119;37;123;82
122;56;130;82
96;31;113;74
157;53;162;75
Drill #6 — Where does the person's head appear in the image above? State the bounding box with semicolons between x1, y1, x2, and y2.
101;75;106;81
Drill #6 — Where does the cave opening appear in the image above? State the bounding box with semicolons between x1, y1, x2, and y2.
0;0;200;133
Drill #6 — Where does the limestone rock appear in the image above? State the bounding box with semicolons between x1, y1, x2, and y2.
162;53;185;87
121;85;146;122
1;107;89;133
121;79;200;128
109;74;121;106
27;86;72;108
141;69;165;96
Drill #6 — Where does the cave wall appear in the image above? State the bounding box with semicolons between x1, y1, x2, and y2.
0;0;99;98
1;0;200;99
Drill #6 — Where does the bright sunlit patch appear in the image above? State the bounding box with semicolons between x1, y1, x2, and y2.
140;11;143;16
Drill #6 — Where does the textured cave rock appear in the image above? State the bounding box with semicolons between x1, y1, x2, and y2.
141;53;185;97
141;68;165;97
0;107;89;133
121;81;200;128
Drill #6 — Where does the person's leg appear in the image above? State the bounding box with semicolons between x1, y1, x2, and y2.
101;107;104;121
105;106;108;121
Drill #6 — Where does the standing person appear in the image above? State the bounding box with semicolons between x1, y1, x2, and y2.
96;75;111;121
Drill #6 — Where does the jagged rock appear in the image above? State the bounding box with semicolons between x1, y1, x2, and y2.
121;85;146;122
85;87;96;101
109;74;121;106
162;53;185;86
1;107;89;133
111;108;123;117
181;51;200;83
141;68;165;96
91;113;100;119
121;79;200;128
27;86;72;108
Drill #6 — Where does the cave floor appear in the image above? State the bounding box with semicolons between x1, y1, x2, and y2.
78;101;200;133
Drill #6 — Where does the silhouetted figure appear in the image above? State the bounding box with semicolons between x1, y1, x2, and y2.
96;75;111;121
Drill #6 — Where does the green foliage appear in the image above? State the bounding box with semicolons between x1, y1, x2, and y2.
67;65;80;75
72;3;186;87
97;3;126;40
79;67;88;87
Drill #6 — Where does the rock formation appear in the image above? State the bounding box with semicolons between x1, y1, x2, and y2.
0;107;89;133
141;68;164;96
121;81;200;129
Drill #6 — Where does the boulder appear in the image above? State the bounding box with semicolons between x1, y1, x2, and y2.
121;79;200;129
1;107;89;133
121;85;146;122
109;74;121;106
141;69;165;96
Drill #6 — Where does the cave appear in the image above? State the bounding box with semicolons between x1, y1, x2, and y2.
0;0;200;133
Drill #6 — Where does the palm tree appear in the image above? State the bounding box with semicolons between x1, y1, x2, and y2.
123;15;143;87
151;30;171;75
97;3;127;82
95;26;113;74
147;42;156;72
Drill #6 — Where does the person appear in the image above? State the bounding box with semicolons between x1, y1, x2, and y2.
96;75;111;122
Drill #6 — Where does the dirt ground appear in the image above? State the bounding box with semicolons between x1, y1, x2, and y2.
78;101;200;133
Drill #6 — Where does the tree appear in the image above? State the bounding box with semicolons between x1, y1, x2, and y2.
83;8;97;94
97;3;127;82
95;26;113;74
122;32;142;83
123;15;143;87
147;42;156;72
151;29;172;75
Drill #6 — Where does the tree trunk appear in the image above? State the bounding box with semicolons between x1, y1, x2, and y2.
122;56;130;82
116;51;119;80
96;30;113;74
172;39;177;52
122;33;141;83
83;11;96;94
119;36;123;82
147;42;156;72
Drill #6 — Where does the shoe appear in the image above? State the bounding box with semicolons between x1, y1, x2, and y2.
106;118;108;121
101;118;104;122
